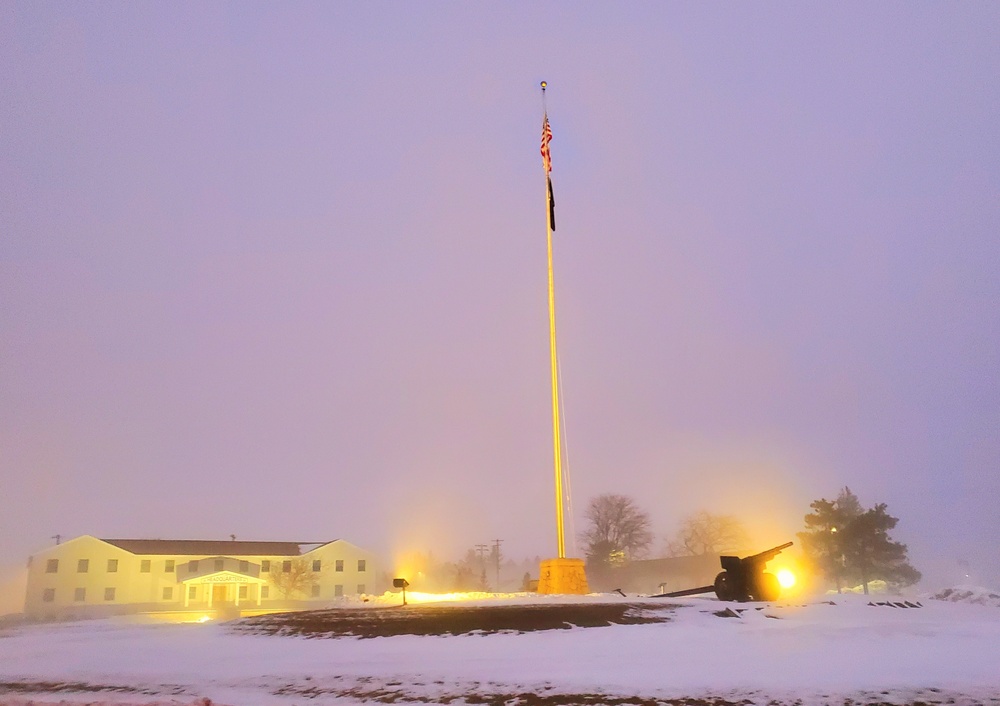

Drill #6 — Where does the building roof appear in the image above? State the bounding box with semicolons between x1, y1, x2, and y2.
100;539;333;557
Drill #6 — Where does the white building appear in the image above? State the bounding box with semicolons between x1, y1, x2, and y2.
25;535;379;620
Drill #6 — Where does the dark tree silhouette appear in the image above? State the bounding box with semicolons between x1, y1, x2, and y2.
581;494;653;569
799;487;920;594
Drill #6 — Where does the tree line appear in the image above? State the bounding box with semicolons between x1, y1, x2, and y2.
582;486;920;593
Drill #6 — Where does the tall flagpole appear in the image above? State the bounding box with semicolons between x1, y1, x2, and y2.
540;81;566;560
536;81;587;594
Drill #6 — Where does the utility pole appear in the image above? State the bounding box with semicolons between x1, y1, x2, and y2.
492;539;503;589
52;534;61;546
475;544;489;590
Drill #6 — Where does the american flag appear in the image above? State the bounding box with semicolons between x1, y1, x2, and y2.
540;114;553;174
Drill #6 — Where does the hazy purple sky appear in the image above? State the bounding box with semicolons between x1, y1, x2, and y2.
2;3;998;591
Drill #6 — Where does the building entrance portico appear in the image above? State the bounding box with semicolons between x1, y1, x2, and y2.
182;570;268;608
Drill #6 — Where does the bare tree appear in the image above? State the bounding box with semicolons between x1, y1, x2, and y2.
269;558;319;599
665;511;750;557
581;494;653;568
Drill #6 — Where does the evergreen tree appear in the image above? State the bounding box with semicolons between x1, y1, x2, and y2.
798;487;921;594
798;488;862;592
842;503;922;592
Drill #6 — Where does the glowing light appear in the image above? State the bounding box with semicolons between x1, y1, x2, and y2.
197;615;211;623
382;590;507;605
776;569;796;589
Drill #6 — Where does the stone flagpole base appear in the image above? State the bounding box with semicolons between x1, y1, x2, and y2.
537;557;589;594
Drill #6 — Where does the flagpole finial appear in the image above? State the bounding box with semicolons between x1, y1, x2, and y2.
540;81;547;90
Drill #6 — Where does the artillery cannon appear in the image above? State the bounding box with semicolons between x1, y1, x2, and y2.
653;541;793;602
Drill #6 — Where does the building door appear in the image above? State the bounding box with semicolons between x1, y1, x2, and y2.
213;584;227;604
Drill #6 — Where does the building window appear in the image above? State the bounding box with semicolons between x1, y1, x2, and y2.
357;584;365;595
74;587;86;602
42;588;55;602
214;558;224;572
46;559;58;573
335;560;344;572
163;587;173;600
165;560;175;573
312;559;321;572
334;585;343;597
357;559;366;572
104;587;116;601
188;586;197;599
77;559;89;573
260;586;269;599
140;560;151;573
107;559;118;573
261;560;271;572
311;584;320;598
189;560;198;572
239;585;248;600
239;560;249;573
282;560;291;573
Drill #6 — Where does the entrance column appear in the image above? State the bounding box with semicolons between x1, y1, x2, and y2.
207;583;213;608
184;584;190;608
235;583;240;607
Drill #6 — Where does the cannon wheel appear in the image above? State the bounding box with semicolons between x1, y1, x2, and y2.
714;571;736;601
752;572;781;602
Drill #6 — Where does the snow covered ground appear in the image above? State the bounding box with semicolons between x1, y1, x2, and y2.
2;590;999;706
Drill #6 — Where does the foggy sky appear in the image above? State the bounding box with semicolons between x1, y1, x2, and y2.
2;2;998;601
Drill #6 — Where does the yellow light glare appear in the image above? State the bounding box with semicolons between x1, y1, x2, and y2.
776;569;796;589
403;591;486;604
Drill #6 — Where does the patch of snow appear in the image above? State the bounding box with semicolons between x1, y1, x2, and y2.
1;594;999;705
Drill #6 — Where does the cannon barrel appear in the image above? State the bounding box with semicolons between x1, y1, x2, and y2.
744;541;793;565
720;541;792;572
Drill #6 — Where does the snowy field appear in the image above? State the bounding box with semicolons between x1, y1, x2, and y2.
2;589;1000;706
